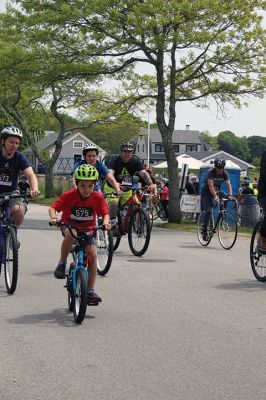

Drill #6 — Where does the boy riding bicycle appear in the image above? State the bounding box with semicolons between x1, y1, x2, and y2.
48;164;111;304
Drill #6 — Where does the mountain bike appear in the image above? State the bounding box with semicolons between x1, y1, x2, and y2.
96;216;114;276
50;222;104;324
138;186;155;230
106;190;151;256
0;192;28;294
250;211;266;282
197;195;238;250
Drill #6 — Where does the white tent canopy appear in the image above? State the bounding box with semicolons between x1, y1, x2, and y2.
153;154;207;170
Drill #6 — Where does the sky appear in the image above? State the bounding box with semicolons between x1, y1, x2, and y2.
0;0;265;138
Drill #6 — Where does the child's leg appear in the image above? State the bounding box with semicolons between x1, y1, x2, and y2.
60;229;75;263
85;243;98;290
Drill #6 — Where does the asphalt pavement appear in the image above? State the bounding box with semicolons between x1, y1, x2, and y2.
1;204;266;400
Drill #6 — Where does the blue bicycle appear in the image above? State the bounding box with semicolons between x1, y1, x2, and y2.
51;222;103;324
0;193;28;294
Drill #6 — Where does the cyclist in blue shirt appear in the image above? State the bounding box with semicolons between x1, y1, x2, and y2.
0;125;39;244
71;143;121;194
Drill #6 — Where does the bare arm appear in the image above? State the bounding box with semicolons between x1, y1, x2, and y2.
225;180;233;197
138;170;155;187
207;179;219;200
22;167;39;197
106;172;121;193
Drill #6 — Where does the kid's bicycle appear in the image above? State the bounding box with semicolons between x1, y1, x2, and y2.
250;213;266;282
197;194;238;250
0;192;28;294
50;222;104;324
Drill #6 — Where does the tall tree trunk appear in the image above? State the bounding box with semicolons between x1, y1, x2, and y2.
44;163;55;197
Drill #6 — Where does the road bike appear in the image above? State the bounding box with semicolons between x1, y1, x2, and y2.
197;195;238;250
96;216;114;276
51;222;104;324
250;211;266;282
106;190;151;257
0;192;28;294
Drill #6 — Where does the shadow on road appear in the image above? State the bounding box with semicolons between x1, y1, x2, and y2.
31;270;54;277
214;279;266;292
7;308;95;327
179;244;224;251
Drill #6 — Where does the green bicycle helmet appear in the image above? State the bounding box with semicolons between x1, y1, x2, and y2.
73;164;99;181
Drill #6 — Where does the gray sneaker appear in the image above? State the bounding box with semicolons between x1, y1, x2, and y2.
54;263;66;279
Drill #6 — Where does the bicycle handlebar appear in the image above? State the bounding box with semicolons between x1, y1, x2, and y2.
49;221;104;240
0;192;31;200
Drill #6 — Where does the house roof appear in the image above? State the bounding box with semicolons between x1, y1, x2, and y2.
139;127;202;144
23;131;106;153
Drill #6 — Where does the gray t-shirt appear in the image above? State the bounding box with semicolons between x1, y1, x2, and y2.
201;168;229;196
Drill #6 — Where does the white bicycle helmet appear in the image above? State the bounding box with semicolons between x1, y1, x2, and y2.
120;141;134;151
82;143;99;156
0;125;23;139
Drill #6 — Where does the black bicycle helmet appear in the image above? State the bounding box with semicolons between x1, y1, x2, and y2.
214;157;226;168
82;143;99;156
1;125;23;139
120;141;134;151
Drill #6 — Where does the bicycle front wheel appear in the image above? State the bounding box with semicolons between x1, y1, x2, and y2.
218;211;237;250
128;208;151;256
96;228;114;276
197;211;213;246
250;221;266;282
73;269;88;324
4;226;18;294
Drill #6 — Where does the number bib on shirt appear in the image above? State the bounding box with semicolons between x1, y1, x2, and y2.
70;206;93;221
0;171;12;187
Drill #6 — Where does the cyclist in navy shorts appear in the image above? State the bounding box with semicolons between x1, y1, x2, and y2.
200;157;233;240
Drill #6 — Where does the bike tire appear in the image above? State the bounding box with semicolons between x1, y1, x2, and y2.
250;221;266;282
67;262;75;312
128;207;151;256
197;211;213;247
113;209;122;252
97;228;114;276
218;211;237;250
4;226;18;294
73;269;88;324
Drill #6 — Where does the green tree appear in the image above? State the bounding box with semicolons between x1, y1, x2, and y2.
200;131;219;150
247;136;266;160
3;0;266;217
217;131;251;161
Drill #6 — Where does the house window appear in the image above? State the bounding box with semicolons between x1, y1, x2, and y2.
137;144;139;152
186;145;198;152
142;144;145;152
173;144;179;153
73;140;84;149
155;144;164;152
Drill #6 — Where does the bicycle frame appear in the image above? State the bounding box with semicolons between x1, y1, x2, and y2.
118;190;139;233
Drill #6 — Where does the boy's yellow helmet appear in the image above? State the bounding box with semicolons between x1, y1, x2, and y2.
73;164;99;181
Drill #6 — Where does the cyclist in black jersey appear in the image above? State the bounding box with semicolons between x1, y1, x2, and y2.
104;142;156;229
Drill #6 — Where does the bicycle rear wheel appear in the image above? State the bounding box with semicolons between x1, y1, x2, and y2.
128;207;151;256
218;211;237;250
4;226;18;294
250;221;266;282
73;269;88;324
197;211;213;246
96;228;114;276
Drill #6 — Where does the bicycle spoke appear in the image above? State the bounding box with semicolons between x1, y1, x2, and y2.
218;211;237;250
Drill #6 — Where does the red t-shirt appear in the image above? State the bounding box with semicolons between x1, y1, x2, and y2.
50;189;109;229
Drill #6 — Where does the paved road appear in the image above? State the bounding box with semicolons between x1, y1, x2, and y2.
0;204;266;400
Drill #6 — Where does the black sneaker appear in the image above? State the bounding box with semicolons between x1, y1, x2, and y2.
54;263;66;279
87;291;102;305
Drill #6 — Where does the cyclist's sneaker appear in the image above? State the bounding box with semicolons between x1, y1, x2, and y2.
54;262;66;279
87;291;102;305
257;236;266;252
